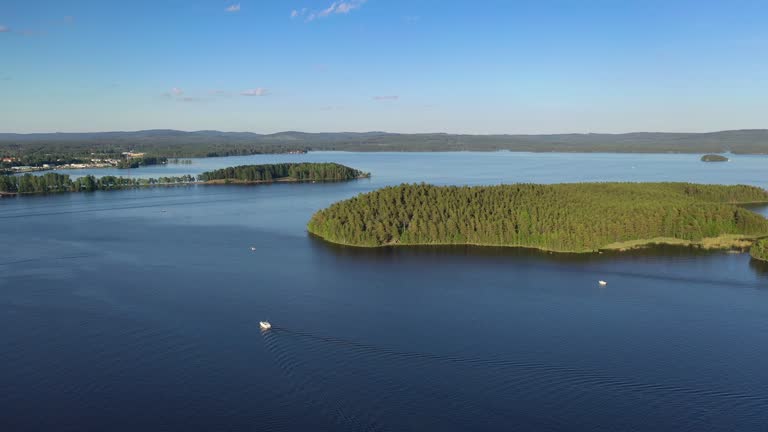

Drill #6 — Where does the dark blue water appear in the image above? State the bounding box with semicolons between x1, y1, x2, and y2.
2;153;768;431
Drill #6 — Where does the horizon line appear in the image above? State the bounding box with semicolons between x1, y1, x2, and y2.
1;128;767;136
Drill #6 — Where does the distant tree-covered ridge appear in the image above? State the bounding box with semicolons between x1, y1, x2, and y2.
308;183;768;253
701;154;729;162
2;129;768;168
197;163;369;183
751;239;768;262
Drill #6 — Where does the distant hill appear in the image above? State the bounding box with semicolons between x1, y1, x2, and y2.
1;129;768;160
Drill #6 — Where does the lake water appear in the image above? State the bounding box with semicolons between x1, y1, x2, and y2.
2;152;768;431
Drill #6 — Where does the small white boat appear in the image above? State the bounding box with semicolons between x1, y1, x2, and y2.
598;280;608;286
260;321;272;330
250;247;257;251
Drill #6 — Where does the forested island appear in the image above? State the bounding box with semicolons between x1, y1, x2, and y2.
308;183;768;253
0;163;367;195
701;154;730;162
751;239;768;262
198;163;369;183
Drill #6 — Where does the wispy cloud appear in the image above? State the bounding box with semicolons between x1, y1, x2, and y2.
241;88;269;96
293;0;366;22
0;25;9;33
17;29;45;37
161;88;212;103
226;3;241;13
162;87;185;98
373;95;399;101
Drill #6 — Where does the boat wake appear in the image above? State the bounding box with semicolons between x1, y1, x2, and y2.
263;325;768;431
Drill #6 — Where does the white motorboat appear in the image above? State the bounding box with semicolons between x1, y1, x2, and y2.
260;321;272;330
598;280;607;286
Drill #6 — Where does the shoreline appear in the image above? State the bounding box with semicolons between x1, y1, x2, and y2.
202;174;370;185
0;175;370;197
5;150;768;174
306;233;764;255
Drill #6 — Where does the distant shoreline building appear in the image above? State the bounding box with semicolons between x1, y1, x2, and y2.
122;152;146;158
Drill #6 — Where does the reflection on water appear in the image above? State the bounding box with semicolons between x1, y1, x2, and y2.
311;234;735;261
749;258;768;279
311;235;768;284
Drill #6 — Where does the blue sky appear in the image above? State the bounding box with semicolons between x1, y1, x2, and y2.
1;0;767;133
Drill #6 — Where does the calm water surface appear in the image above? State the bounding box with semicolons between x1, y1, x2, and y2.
3;152;768;431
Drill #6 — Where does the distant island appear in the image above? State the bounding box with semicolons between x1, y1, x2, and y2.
0;163;368;196
1;129;768;172
116;155;167;169
198;163;369;183
701;154;730;162
308;183;768;253
751;239;768;262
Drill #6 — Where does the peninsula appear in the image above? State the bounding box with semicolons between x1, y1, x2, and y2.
308;183;768;253
0;163;368;196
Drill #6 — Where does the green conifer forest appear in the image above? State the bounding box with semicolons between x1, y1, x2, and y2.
308;183;768;253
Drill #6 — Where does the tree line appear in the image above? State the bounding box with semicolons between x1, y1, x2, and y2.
4;130;768;165
0;163;367;195
198;163;369;182
116;156;167;169
0;173;196;194
308;182;768;253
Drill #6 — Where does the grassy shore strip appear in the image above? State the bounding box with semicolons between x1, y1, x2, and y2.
601;234;756;252
310;235;761;254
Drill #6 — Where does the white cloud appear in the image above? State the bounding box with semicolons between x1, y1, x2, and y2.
0;25;10;33
291;8;308;19
296;1;366;22
373;95;399;101
226;4;241;13
241;88;269;96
